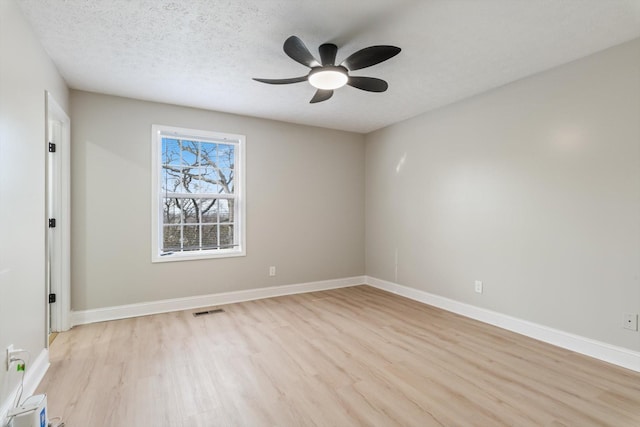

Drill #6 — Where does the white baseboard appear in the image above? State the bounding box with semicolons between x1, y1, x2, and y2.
366;276;640;373
71;276;366;326
1;349;49;427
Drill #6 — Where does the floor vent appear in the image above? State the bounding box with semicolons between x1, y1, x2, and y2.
193;308;225;317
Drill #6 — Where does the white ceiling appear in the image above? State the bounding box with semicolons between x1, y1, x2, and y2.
17;0;640;134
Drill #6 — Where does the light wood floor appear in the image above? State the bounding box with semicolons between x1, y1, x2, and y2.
37;286;640;426
49;332;58;346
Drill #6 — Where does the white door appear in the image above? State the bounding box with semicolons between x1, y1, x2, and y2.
46;92;71;338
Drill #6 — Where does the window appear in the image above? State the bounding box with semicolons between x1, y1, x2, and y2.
151;125;245;262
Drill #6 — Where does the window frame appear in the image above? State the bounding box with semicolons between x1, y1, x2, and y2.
151;124;246;263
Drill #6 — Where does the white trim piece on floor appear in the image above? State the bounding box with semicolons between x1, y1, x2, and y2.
366;276;640;373
1;349;49;427
71;276;367;326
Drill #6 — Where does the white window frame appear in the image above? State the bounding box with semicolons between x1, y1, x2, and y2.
151;124;246;263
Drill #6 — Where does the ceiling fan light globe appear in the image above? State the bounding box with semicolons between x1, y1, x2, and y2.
308;67;348;90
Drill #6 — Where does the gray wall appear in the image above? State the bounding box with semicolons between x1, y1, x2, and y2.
70;91;365;311
365;38;640;351
0;0;69;406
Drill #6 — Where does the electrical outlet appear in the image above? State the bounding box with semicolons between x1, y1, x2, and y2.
474;280;483;294
623;313;638;331
5;344;14;371
269;266;276;277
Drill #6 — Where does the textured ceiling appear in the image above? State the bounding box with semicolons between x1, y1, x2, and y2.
17;0;640;134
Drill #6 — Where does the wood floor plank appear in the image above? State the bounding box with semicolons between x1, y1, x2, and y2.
36;285;640;426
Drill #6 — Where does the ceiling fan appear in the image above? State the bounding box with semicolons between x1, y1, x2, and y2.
253;36;401;104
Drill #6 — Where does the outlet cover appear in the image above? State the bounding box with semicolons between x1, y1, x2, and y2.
269;266;276;277
474;280;483;294
623;313;638;331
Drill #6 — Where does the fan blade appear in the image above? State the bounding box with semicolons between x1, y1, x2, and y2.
319;43;338;66
284;36;320;68
310;89;333;103
253;76;308;85
340;46;401;71
347;76;389;92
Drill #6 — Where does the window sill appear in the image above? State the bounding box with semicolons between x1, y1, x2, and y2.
152;249;246;263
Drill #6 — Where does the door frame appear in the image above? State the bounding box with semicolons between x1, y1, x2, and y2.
45;91;71;335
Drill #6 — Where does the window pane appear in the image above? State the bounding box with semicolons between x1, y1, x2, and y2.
180;199;199;223
163;225;181;251
194;168;219;193
201;198;217;223
219;225;233;248
229;200;236;222
218;144;235;170
182;225;200;250
161;167;185;193
218;168;234;194
202;224;218;249
200;142;217;166
180;140;199;166
162;138;181;166
218;199;231;223
163;198;181;224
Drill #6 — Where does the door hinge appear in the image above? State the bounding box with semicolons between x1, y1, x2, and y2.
49;293;56;303
48;142;56;153
48;218;56;228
